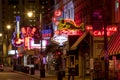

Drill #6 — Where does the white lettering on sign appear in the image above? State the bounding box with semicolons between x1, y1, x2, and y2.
51;35;68;46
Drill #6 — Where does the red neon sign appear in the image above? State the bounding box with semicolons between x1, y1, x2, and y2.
54;9;62;17
15;38;24;44
93;30;111;36
55;29;83;35
54;19;85;36
12;32;24;47
52;9;62;26
24;37;47;50
86;25;118;37
21;27;37;37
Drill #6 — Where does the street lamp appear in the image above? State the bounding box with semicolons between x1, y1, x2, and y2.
0;33;2;37
26;11;45;77
27;11;33;18
6;25;11;30
0;33;3;63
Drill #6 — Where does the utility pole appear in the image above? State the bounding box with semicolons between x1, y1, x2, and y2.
103;0;109;80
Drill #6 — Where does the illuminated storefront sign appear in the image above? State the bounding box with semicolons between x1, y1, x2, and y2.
24;37;47;50
52;9;62;26
42;29;52;39
12;16;24;47
52;9;85;45
30;38;46;49
55;30;83;36
86;25;118;37
21;27;37;37
56;19;85;36
52;19;85;45
54;9;62;17
8;50;18;55
51;35;68;46
12;32;24;47
24;37;31;50
21;26;47;49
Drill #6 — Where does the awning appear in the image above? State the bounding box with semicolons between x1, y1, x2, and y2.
100;31;120;57
70;32;88;50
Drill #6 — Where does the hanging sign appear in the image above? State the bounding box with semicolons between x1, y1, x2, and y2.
51;35;68;46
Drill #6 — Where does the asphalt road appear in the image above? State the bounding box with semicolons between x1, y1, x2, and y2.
0;72;39;80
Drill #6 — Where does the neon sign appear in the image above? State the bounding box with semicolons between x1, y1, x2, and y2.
24;37;47;50
55;19;85;36
55;30;83;36
51;35;68;46
12;32;24;47
54;9;62;17
21;27;37;37
24;37;31;50
52;9;62;26
12;16;24;47
30;38;46;49
86;25;118;37
58;19;84;31
42;29;52;39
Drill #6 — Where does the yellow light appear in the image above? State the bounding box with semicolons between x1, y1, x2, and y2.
27;11;33;17
7;25;11;29
0;33;2;37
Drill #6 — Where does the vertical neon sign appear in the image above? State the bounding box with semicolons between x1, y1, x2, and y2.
16;16;20;38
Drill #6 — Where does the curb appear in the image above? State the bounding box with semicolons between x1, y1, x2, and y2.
13;70;41;80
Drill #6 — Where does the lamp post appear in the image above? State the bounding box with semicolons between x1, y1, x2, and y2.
39;12;45;78
0;33;3;63
27;11;45;77
6;25;11;66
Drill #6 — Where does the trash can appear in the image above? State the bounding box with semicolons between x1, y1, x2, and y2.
30;67;35;75
21;66;24;72
40;68;45;78
13;64;16;70
24;66;29;74
57;71;65;80
68;68;75;80
61;71;65;77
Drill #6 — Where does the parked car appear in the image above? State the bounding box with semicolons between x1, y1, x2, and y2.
0;64;4;71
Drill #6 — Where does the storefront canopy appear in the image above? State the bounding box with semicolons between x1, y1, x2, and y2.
69;32;88;50
100;31;120;57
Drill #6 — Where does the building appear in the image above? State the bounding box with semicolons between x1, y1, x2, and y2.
1;0;54;66
50;0;119;79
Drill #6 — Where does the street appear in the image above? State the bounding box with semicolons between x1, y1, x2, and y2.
0;66;39;80
0;72;39;80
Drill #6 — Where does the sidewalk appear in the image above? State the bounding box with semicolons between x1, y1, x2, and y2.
15;70;90;80
5;66;90;80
